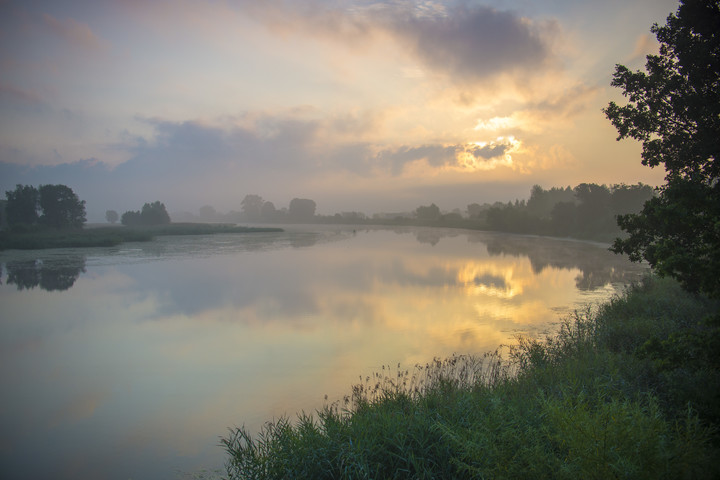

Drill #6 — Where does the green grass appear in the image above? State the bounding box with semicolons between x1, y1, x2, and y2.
222;276;720;479
0;223;284;250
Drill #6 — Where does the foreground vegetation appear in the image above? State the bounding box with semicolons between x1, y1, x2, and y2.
223;276;719;479
0;223;283;251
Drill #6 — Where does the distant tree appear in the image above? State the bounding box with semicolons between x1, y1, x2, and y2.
441;212;463;223
121;210;142;226
527;185;575;219
486;202;539;234
241;194;264;221
105;210;119;224
604;0;720;297
415;203;441;221
0;199;7;229
341;211;367;222
5;184;39;227
288;198;317;221
609;183;655;217
467;203;484;218
573;183;614;236
37;184;86;229
261;201;277;221
199;205;217;221
550;201;578;236
140;201;171;225
121;201;170;226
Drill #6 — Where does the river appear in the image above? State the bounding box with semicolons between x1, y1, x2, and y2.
0;225;647;479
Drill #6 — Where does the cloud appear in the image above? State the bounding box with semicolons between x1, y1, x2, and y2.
238;1;557;84
390;4;556;83
376;144;456;174
467;142;510;160
41;13;106;51
0;84;45;106
627;33;658;63
525;84;599;117
0;107;525;220
374;138;517;175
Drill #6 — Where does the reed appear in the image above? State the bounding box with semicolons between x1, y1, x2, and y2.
222;276;720;479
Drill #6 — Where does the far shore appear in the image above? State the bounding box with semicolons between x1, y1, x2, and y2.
0;223;285;251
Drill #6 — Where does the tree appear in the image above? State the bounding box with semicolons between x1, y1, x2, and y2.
466;203;484;218
603;0;720;297
121;201;170;226
573;183;614;237
261;201;277;221
37;184;86;229
199;205;217;221
5;184;39;227
527;185;574;219
140;201;171;225
609;183;655;217
105;210;119;224
121;210;142;226
0;199;6;229
551;201;577;236
415;203;441;221
241;194;264;222
288;198;316;221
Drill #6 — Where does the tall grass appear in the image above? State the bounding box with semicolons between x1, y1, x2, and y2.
222;276;720;479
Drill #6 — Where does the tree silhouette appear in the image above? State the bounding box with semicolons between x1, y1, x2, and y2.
38;184;86;229
261;201;277;221
415;203;441;221
241;195;264;222
288;198;316;221
5;184;86;229
5;184;39;227
604;0;720;297
105;210;119;224
121;201;170;226
141;201;170;225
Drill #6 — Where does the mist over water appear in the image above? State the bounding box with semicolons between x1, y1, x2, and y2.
0;226;647;479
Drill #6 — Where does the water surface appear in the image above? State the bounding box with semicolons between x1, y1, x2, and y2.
0;226;647;479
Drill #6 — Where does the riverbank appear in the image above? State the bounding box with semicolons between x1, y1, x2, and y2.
0;223;284;251
223;276;720;479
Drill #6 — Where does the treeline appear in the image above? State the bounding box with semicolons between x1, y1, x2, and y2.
175;195;317;224
477;183;655;239
118;201;171;226
313;182;654;242
177;183;655;242
2;184;86;230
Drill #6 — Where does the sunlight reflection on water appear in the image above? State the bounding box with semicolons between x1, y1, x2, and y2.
0;226;647;479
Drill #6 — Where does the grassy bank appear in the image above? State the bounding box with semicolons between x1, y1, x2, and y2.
223;277;720;479
0;223;284;251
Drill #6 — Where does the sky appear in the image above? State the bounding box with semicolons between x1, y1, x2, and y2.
0;0;678;220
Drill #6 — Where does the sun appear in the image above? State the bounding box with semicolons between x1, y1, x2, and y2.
454;137;521;172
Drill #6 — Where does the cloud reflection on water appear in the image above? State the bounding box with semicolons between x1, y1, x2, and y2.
0;227;647;479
